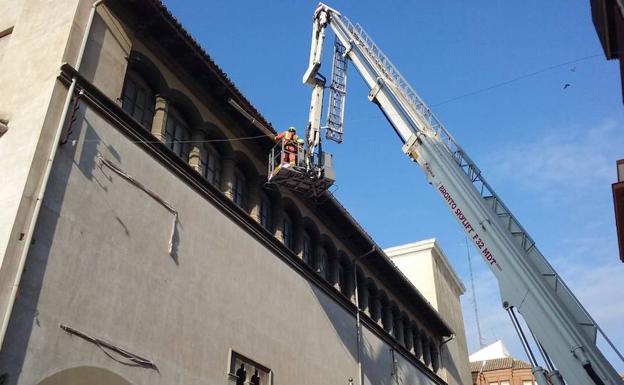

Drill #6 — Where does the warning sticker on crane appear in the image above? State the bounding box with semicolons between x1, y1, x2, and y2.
438;184;502;272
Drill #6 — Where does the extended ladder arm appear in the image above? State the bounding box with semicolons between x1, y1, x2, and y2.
303;4;623;385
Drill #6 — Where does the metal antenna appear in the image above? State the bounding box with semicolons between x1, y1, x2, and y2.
466;236;485;348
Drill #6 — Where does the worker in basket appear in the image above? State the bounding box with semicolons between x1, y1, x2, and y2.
274;126;300;167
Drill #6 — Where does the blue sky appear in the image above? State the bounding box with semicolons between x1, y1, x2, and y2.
162;0;624;371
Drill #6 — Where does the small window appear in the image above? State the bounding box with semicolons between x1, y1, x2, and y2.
500;381;510;385
259;192;272;231
122;70;155;129
202;144;221;187
228;351;271;385
302;231;313;266
232;168;246;209
282;213;294;249
165;108;191;160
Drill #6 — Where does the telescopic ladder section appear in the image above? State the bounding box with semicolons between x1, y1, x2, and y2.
325;40;348;143
304;4;624;385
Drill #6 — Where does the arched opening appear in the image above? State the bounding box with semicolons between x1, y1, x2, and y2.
281;199;302;253
121;69;155;129
380;292;393;333
368;280;381;322
430;338;440;372
403;313;413;351
391;305;403;342
337;252;353;300
282;212;294;250
37;366;133;385
412;323;423;360
121;52;167;131
259;190;272;230
318;234;337;282
422;333;431;367
356;267;369;313
301;218;320;268
232;165;247;209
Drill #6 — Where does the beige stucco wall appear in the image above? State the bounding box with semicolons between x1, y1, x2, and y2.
386;240;472;385
0;0;90;343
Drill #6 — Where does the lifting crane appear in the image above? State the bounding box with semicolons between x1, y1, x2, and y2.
289;3;624;385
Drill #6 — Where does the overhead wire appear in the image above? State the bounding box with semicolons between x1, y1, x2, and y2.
346;52;603;123
80;133;273;144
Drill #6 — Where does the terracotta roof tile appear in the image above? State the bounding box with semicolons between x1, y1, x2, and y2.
470;357;532;373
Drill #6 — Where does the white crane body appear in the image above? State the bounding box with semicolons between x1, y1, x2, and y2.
301;4;624;385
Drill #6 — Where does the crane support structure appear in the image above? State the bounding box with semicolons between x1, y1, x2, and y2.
303;4;624;385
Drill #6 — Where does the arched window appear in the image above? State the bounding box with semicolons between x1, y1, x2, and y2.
121;70;155;129
259;192;272;231
282;213;294;250
302;231;313;266
202;144;221;187
165;107;191;160
317;246;328;279
232;167;246;209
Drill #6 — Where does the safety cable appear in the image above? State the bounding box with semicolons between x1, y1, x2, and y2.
80;133;272;144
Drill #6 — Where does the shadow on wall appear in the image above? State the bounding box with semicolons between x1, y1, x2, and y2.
308;282;437;385
36;366;133;385
0;105;123;382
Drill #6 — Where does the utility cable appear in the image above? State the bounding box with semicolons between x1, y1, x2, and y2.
96;154;179;259
60;324;158;370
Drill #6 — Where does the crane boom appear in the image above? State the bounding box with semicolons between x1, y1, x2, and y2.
303;4;624;385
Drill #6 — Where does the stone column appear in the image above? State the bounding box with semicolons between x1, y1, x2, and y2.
188;130;205;173
220;157;236;199
247;181;261;220
151;94;168;141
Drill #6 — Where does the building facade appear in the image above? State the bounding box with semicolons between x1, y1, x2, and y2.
386;239;472;385
591;0;624;102
613;159;624;262
469;341;536;385
0;1;462;384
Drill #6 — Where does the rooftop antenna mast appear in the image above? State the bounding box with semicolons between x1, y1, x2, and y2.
466;236;485;348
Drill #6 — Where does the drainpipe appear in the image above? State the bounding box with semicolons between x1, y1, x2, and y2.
0;0;106;347
353;246;376;385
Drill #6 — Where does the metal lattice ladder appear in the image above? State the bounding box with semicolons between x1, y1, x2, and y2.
325;40;348;143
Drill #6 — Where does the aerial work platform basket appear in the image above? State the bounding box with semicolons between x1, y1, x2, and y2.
268;142;335;197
